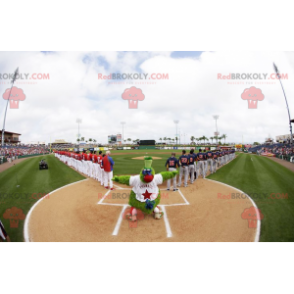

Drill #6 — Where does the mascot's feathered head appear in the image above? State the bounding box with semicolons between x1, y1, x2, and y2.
140;156;155;183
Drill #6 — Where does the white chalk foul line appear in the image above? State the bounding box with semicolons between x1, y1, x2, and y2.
23;179;89;242
205;178;261;242
178;189;190;205
97;189;111;204
112;205;128;236
162;206;172;238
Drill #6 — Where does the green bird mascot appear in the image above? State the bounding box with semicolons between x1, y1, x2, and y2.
112;156;178;221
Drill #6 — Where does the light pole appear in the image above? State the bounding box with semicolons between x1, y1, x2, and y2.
174;120;179;144
273;63;293;145
76;119;82;140
2;67;18;147
213;115;219;137
121;122;126;144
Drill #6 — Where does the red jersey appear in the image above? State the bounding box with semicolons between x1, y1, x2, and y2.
97;155;102;164
93;154;98;163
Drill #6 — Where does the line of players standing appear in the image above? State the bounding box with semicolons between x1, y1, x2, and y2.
55;150;110;187
165;148;235;191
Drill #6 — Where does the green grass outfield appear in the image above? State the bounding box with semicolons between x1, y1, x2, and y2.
1;151;293;241
0;155;85;242
207;153;294;242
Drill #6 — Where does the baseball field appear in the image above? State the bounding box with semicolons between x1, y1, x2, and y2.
0;150;293;242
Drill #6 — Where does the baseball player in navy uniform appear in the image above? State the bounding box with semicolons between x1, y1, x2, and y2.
165;152;179;191
206;149;213;174
188;150;196;184
196;149;206;179
226;149;230;162
221;150;225;166
211;150;217;173
178;150;189;187
203;149;208;177
218;149;222;167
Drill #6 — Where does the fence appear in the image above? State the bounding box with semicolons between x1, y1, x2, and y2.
0;157;8;165
276;154;294;163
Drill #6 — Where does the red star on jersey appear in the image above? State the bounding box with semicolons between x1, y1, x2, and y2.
142;189;152;200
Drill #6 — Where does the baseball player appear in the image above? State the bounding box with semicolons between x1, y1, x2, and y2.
100;154;106;186
87;151;93;178
97;151;103;183
178;150;189;187
187;150;196;184
196;149;206;179
92;151;99;180
211;150;218;174
102;151;115;190
0;219;10;242
206;149;213;174
165;152;179;191
217;149;221;167
221;149;225;166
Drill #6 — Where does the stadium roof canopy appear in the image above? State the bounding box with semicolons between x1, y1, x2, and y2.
0;130;21;135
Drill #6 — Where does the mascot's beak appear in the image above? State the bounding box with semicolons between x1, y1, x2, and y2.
143;174;154;183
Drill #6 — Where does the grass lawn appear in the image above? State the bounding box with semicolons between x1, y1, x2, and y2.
208;153;294;242
0;154;85;242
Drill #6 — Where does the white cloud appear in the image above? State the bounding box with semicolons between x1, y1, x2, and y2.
0;51;293;145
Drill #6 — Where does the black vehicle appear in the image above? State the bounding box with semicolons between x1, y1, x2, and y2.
39;159;48;170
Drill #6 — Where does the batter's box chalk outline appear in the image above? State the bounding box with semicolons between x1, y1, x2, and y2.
97;184;190;238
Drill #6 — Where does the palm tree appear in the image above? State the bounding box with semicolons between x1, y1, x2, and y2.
218;136;223;144
190;136;195;144
88;138;93;147
159;137;162;143
175;136;178;144
201;136;206;145
163;137;167;144
222;134;227;145
93;139;96;146
127;138;132;143
81;137;85;142
210;137;214;144
77;138;80;143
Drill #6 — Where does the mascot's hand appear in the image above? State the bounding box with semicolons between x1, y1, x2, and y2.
112;176;119;182
172;170;179;176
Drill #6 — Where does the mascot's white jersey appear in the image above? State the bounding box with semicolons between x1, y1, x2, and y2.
129;174;163;203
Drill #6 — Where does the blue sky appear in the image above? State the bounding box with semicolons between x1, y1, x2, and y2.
171;51;203;58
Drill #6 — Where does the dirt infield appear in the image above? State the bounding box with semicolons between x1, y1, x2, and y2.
132;156;162;160
26;177;258;242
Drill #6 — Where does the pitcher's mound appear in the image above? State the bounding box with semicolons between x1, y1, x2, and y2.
132;156;162;160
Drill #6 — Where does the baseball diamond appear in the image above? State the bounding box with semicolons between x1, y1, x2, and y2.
0;50;294;246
